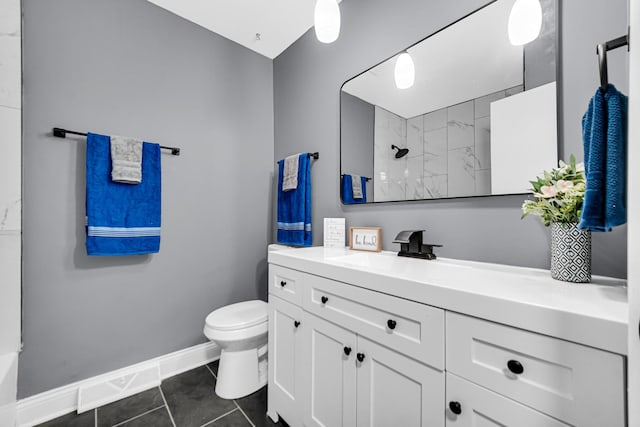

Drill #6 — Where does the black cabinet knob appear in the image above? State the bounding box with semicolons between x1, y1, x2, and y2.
294;320;300;328
449;401;462;415
356;353;365;362
280;280;286;287
321;296;329;304
343;346;352;356
507;359;524;375
387;319;397;330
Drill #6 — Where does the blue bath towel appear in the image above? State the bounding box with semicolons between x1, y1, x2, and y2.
277;153;312;246
341;174;367;204
86;133;161;255
578;84;627;232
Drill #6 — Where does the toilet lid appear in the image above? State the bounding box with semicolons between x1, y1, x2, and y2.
205;300;268;331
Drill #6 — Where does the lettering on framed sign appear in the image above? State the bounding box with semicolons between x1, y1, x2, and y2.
349;227;382;252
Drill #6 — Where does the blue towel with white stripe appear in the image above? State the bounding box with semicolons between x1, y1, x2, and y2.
86;133;161;255
277;153;312;246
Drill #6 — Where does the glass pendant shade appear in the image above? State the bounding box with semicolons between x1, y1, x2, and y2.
314;0;341;44
508;0;542;46
394;52;415;89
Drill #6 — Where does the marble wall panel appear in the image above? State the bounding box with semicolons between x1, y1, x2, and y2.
406;116;423;158
474;116;491;171
423;127;447;176
406;155;424;200
424;174;447;199
447;100;474;149
423;108;447;132
448;147;476;197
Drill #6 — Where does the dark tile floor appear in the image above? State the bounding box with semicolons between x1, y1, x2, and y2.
36;360;288;427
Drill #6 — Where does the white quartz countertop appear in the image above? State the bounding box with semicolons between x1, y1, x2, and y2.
268;246;628;355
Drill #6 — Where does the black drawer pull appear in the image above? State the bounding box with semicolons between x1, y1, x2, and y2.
387;319;397;330
343;346;352;356
449;401;462;415
280;280;287;287
356;353;365;362
294;320;300;328
321;296;329;304
507;359;524;375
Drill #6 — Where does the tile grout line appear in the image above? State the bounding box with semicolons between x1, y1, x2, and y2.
233;400;256;427
198;408;239;427
110;405;167;427
204;363;217;379
158;385;178;427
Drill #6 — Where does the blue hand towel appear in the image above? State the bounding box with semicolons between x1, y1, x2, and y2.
277;153;312;246
341;174;367;204
578;84;627;232
86;133;161;255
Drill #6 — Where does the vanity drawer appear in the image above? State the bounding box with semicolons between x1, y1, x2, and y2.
303;274;444;370
445;373;570;427
269;265;304;305
446;312;625;427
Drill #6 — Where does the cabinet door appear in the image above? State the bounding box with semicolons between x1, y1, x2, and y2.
268;295;304;426
356;335;444;427
302;313;357;427
445;373;570;427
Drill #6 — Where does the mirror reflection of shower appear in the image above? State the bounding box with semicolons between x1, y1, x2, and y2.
391;144;409;159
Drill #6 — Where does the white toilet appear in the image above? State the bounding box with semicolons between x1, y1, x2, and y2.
204;300;268;399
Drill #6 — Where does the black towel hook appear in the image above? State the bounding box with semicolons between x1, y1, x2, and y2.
597;32;629;92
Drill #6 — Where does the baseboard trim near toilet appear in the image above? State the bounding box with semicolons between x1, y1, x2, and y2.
15;341;220;427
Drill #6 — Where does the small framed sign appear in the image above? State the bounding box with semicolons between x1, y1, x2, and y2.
349;227;382;252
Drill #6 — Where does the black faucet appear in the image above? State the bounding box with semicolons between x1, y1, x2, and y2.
393;230;442;260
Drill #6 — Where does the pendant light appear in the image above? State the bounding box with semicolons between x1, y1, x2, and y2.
508;0;542;46
314;0;341;44
394;52;415;89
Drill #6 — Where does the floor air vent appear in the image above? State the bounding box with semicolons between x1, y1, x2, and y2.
77;362;161;413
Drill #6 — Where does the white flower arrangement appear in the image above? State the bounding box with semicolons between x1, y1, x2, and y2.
521;155;586;226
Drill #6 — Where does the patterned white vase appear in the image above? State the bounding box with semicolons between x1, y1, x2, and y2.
550;222;591;283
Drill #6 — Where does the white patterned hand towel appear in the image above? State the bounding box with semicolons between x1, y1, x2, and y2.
110;135;143;184
282;154;300;191
351;174;363;199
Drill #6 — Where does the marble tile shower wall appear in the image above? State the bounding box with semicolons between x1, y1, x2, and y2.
373;86;523;202
374;107;407;201
0;0;22;356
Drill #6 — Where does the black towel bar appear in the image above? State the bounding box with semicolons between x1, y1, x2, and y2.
341;174;371;182
52;127;181;155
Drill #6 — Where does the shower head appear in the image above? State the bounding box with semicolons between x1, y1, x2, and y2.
391;145;409;159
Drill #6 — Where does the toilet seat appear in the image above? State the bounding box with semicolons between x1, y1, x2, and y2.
205;300;267;332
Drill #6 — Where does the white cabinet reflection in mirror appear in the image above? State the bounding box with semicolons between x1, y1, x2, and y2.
491;81;558;194
267;247;626;427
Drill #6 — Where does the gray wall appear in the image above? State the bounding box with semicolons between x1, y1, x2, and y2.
274;0;628;277
20;0;274;397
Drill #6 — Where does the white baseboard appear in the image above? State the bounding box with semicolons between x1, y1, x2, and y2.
16;341;220;427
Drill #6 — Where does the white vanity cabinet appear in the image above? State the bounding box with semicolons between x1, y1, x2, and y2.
268;265;445;427
268;248;627;427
